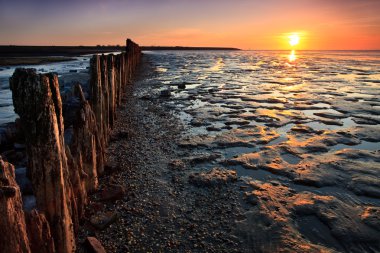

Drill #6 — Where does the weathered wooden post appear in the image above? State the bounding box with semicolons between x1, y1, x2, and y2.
10;69;76;253
0;157;31;253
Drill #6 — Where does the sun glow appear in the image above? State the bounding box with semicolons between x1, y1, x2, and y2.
288;33;300;46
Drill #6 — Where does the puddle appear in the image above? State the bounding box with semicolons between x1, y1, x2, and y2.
330;141;380;152
218;146;259;159
267;136;287;146
232;165;279;181
281;153;302;164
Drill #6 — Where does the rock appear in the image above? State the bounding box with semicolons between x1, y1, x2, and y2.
190;118;210;127
90;211;118;230
206;126;222;132
168;159;185;170
139;94;152;100
178;83;186;89
69;69;78;73
160;89;172;97
99;184;126;201
85;237;106;253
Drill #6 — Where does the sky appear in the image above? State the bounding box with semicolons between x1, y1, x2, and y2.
0;0;379;50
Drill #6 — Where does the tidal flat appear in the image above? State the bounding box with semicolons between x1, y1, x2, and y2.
75;50;380;252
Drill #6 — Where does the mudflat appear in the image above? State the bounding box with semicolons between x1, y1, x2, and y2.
77;50;380;252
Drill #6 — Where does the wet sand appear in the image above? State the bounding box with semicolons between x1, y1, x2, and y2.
78;52;380;252
77;57;244;252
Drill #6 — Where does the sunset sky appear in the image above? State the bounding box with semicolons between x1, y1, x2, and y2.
0;0;379;50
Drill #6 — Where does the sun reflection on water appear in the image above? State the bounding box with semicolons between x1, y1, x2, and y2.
210;57;224;71
288;50;297;62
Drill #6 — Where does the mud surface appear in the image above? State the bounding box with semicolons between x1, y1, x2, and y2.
78;51;380;252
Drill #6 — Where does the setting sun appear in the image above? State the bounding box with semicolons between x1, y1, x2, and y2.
288;34;300;46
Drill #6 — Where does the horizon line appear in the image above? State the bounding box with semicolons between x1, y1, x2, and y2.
0;45;379;51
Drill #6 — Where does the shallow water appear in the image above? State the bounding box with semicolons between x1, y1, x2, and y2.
141;50;380;206
143;50;380;141
0;56;93;124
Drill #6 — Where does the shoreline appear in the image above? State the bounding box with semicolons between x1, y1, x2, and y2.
0;56;76;67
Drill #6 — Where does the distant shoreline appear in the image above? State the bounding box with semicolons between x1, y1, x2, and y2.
0;46;240;66
0;46;124;57
141;46;241;51
0;45;240;57
0;56;76;66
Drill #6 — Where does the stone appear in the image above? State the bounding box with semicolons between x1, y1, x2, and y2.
178;83;186;89
99;184;126;202
168;159;185;170
90;211;118;230
206;126;222;132
160;89;172;97
85;237;106;253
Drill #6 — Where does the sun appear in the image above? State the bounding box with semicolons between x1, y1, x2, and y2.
288;33;300;46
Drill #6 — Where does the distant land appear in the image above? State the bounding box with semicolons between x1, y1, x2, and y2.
0;45;240;57
0;45;240;66
141;46;241;51
0;45;124;57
